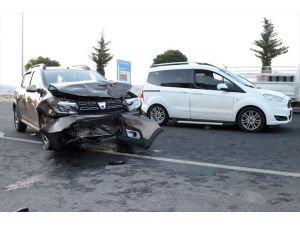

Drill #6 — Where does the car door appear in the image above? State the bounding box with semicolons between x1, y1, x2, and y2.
189;69;236;121
159;69;193;119
17;72;33;123
26;71;42;129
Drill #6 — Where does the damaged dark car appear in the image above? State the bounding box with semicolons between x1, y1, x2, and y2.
13;64;162;151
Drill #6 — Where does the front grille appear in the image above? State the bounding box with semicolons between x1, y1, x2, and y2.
77;99;125;114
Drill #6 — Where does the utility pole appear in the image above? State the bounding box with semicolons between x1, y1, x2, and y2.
0;13;2;86
21;12;24;75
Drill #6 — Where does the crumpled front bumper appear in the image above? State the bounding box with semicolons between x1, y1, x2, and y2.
40;112;162;149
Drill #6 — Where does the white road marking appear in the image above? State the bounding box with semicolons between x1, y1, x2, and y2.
0;131;42;145
91;149;300;178
4;175;46;191
1;131;300;178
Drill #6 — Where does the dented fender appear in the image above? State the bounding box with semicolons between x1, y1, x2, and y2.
119;112;163;149
40;111;162;149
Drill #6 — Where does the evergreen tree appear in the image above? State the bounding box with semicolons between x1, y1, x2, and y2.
250;18;289;72
25;56;60;70
90;31;113;76
153;50;188;64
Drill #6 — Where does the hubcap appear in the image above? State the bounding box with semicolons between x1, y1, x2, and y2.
150;107;165;124
241;110;261;130
41;133;49;145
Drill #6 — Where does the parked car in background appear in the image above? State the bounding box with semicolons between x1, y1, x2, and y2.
13;64;162;151
142;62;293;132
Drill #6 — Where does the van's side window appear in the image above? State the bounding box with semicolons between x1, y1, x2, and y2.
161;69;192;88
148;69;192;88
147;72;161;86
194;70;233;90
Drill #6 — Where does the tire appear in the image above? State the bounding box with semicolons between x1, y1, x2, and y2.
147;104;169;126
237;107;266;132
40;115;64;151
13;108;27;132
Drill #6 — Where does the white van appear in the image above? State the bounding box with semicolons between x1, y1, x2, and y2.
141;62;293;132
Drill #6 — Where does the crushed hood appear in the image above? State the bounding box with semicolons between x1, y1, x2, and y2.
48;81;132;98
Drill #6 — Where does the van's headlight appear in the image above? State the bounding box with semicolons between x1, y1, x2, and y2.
48;98;78;114
263;94;285;103
125;98;141;111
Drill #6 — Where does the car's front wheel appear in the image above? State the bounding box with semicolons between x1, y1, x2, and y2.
40;115;65;151
13;108;27;132
148;104;169;126
237;107;266;132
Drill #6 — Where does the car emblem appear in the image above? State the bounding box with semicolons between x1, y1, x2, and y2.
98;102;106;110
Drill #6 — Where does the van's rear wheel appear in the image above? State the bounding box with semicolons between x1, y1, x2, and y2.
148;105;169;126
237;107;265;132
40;115;64;151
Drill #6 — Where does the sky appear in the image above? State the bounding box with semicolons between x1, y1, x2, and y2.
0;0;300;87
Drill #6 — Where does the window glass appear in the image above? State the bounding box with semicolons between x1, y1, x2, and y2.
21;73;32;87
194;70;233;90
42;69;106;86
147;72;161;86
30;72;40;87
161;69;192;88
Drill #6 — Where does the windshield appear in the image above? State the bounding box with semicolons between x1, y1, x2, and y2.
43;69;106;87
220;69;256;88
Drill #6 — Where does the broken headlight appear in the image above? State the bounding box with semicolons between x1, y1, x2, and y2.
125;98;141;111
48;97;78;114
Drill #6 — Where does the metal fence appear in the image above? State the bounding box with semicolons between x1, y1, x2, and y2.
228;66;300;101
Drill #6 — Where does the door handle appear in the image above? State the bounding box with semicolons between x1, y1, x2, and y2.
192;92;202;95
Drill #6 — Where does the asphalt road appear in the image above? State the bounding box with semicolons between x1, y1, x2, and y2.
0;102;300;212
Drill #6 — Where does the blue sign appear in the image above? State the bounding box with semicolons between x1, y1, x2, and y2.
117;59;131;83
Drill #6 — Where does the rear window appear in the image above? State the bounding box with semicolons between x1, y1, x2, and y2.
147;69;192;88
147;72;161;86
42;69;106;86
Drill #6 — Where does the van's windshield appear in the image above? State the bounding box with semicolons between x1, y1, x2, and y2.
220;69;256;88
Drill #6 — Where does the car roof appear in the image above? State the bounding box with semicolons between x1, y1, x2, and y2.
25;64;90;73
149;62;222;72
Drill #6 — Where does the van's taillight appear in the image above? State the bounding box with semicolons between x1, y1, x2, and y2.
139;88;144;100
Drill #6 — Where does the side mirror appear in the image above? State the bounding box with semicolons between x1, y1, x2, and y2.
26;85;37;93
217;83;228;91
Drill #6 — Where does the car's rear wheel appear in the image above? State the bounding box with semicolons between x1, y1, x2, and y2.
13;108;27;132
40;115;64;151
148;104;169;126
237;107;265;132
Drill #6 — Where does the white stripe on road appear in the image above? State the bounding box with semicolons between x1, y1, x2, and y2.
90;149;300;178
1;131;300;178
0;131;42;145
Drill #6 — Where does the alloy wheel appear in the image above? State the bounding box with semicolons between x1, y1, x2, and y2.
240;109;262;131
150;106;166;124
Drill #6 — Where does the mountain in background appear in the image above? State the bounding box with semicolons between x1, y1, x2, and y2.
0;85;16;95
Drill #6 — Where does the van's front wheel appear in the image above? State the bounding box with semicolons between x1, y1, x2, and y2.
237;107;265;132
148;105;169;126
